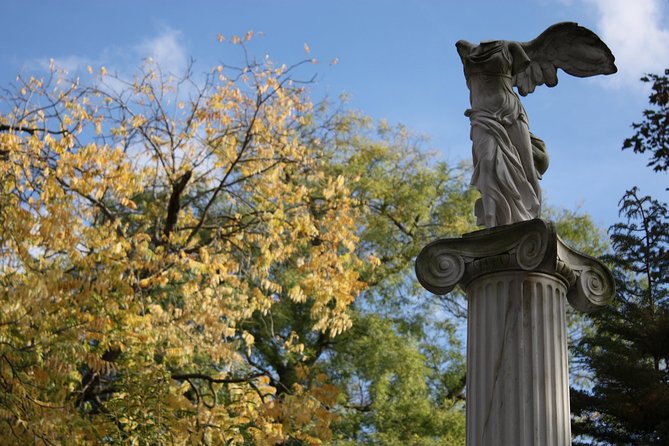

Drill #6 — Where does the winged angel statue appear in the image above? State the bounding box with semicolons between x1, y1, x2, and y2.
456;22;616;228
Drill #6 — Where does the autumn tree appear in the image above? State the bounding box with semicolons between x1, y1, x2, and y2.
0;37;480;445
0;39;370;444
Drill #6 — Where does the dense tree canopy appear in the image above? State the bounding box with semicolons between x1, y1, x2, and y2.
0;39;478;445
0;49;365;444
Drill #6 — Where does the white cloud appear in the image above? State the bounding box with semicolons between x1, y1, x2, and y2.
569;0;669;88
135;28;189;76
30;27;189;82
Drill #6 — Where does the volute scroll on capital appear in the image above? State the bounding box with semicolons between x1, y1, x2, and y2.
415;219;614;312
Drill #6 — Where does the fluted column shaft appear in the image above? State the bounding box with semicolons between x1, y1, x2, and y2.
415;219;615;446
465;271;570;446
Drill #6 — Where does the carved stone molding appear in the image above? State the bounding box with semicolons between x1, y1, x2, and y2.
415;218;615;312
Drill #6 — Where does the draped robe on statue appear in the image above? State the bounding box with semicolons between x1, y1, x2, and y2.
457;40;545;228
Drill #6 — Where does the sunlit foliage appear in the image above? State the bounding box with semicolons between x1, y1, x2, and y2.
0;40;369;444
0;35;480;444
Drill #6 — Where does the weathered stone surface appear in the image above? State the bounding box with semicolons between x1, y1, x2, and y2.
415;219;614;311
466;271;570;446
456;22;616;228
415;219;615;445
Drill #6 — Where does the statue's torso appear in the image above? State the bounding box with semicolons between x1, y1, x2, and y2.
463;41;524;122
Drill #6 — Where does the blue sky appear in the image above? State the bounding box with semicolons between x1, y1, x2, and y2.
1;0;667;229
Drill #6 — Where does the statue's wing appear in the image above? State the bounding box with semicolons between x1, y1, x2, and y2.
513;22;617;96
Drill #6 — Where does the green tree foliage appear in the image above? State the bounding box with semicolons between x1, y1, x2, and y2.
571;70;669;445
327;314;466;446
245;111;477;445
544;207;609;258
311;114;608;445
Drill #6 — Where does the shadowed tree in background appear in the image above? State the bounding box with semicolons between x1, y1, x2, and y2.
571;71;669;445
622;70;669;175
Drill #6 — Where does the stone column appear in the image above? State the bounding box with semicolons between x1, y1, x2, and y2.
415;219;614;446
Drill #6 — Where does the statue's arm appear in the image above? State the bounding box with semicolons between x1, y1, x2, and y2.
456;40;475;90
507;41;531;75
456;40;475;63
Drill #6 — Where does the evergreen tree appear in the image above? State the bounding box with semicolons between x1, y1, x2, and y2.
571;189;669;445
571;71;669;445
622;69;669;174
